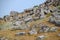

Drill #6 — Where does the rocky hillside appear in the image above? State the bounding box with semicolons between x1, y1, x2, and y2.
0;0;60;40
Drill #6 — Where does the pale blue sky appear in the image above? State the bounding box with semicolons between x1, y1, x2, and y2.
0;0;46;18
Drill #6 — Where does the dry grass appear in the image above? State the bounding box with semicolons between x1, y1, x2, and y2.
0;15;60;40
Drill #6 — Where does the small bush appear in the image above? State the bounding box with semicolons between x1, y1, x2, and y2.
33;5;38;8
58;6;60;10
46;13;51;17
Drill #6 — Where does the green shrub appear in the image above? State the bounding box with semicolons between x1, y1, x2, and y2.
46;13;51;17
33;5;38;8
58;6;60;10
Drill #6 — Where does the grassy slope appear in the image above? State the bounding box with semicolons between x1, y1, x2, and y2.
0;14;60;40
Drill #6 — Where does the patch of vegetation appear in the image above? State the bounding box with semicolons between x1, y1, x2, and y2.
57;6;60;10
46;13;51;17
34;5;38;7
0;22;13;30
33;5;38;8
0;24;4;30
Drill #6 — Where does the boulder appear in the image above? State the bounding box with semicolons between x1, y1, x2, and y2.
11;24;28;30
55;20;60;26
32;24;39;29
10;20;29;30
0;18;3;20
39;25;50;32
10;11;19;17
49;16;55;23
49;9;60;26
15;32;26;36
11;26;21;30
36;35;45;40
53;13;60;20
57;34;60;37
14;21;24;26
24;16;33;23
40;14;45;19
3;15;10;21
33;16;40;21
0;37;8;40
51;12;60;26
28;29;37;35
50;27;58;32
39;7;47;19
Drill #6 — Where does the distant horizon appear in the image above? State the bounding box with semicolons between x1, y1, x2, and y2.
0;0;46;18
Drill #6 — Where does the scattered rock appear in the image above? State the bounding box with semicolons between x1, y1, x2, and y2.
49;9;60;26
11;24;28;30
49;16;55;23
0;18;3;20
10;11;19;17
14;20;24;26
33;16;40;21
55;20;60;26
3;15;10;21
15;32;26;36
36;35;45;40
0;37;8;40
28;29;37;35
24;16;33;23
39;25;50;32
50;27;58;32
40;8;45;19
57;34;60;37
